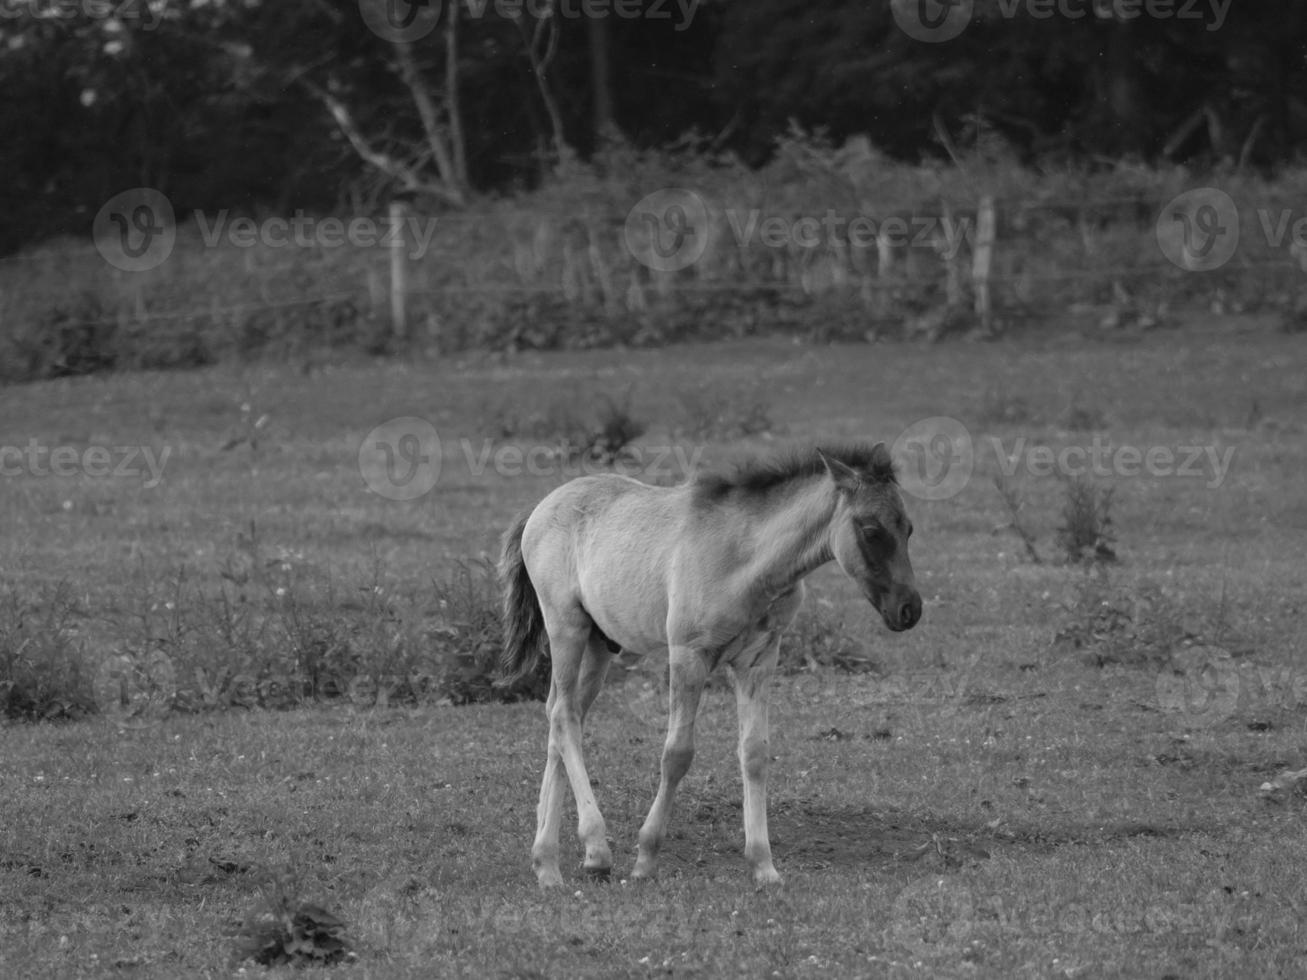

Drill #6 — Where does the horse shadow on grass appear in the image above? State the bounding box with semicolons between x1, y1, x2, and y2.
652;793;1193;876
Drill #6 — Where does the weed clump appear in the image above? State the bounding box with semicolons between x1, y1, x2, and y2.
489;388;646;466
232;874;354;968
1057;476;1117;564
0;583;97;722
432;558;548;705
1053;568;1228;667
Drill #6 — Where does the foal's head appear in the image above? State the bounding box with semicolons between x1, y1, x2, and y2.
818;445;922;632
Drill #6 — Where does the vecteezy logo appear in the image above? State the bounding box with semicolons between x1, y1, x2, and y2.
890;0;973;43
624;189;711;273
891;417;974;501
1155;645;1240;729
617;661;669;733
1156;188;1240;271
888;877;975;955
358;417;442;501
358;0;441;42
93;188;176;272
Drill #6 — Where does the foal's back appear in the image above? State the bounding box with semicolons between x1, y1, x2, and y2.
523;474;691;655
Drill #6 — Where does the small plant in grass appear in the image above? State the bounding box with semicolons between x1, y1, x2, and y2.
591;389;648;462
430;558;549;704
1057;475;1117;564
0;582;97;722
232;872;354;967
777;591;872;674
487;389;646;467
1053;567;1222;666
676;385;776;442
991;473;1042;563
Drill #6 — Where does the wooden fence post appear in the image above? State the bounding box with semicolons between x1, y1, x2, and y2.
972;195;997;332
389;195;410;342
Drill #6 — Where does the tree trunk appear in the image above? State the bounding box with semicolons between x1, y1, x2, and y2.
1102;19;1147;157
394;40;467;202
588;15;618;146
446;0;468;187
518;2;575;170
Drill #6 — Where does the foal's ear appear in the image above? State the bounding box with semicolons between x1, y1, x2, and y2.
869;442;895;476
817;449;861;494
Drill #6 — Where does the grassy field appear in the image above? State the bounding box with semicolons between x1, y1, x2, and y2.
2;313;1307;978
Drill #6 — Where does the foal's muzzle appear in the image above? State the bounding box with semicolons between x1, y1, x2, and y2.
882;590;922;632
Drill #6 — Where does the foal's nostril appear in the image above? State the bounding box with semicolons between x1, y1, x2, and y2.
899;597;921;628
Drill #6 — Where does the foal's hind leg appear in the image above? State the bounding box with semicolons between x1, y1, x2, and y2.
531;618;613;887
575;633;615;874
632;644;709;880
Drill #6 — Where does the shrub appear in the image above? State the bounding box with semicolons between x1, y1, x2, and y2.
487;389;647;466
991;473;1042;564
1057;476;1117;564
0;583;98;722
1054;568;1203;667
232;873;354;968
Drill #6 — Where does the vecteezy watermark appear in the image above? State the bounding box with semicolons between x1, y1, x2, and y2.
622;190;974;273
887;877;975;955
93;188;177;273
891;0;1228;43
359;417;704;501
358;0;701;42
990;434;1235;490
889;875;1255;954
1155;645;1240;728
892;417;975;502
356;0;442;42
890;417;1236;500
358;417;444;502
0;439;171;489
93;188;440;272
1157;187;1307;272
1156;187;1240;271
624;188;712;273
0;0;168;30
890;0;974;43
193;211;438;261
1156;646;1307;729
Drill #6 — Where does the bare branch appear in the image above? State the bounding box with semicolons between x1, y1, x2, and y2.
298;78;465;207
393;40;465;203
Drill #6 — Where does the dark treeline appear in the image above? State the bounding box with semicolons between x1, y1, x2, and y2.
3;0;1306;254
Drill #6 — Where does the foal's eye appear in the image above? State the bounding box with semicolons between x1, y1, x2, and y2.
859;523;889;544
906;522;914;539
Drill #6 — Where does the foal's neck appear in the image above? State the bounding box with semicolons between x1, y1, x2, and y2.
749;476;837;597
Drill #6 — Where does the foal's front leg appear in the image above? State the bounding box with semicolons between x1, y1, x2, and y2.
632;644;708;880
733;637;782;885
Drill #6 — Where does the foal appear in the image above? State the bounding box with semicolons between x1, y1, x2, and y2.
499;443;921;887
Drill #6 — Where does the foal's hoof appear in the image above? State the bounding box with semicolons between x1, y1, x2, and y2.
753;867;783;888
535;868;565;890
581;864;612;880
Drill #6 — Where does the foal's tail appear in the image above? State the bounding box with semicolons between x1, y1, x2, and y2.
498;512;548;685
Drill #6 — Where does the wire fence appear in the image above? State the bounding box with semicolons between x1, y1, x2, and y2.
2;189;1302;341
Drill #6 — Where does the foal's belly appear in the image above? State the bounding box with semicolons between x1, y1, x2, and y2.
577;563;670;657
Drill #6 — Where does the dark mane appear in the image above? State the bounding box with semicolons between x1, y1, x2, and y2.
691;442;896;503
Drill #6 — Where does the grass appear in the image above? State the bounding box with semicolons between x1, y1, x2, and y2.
1;313;1307;977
